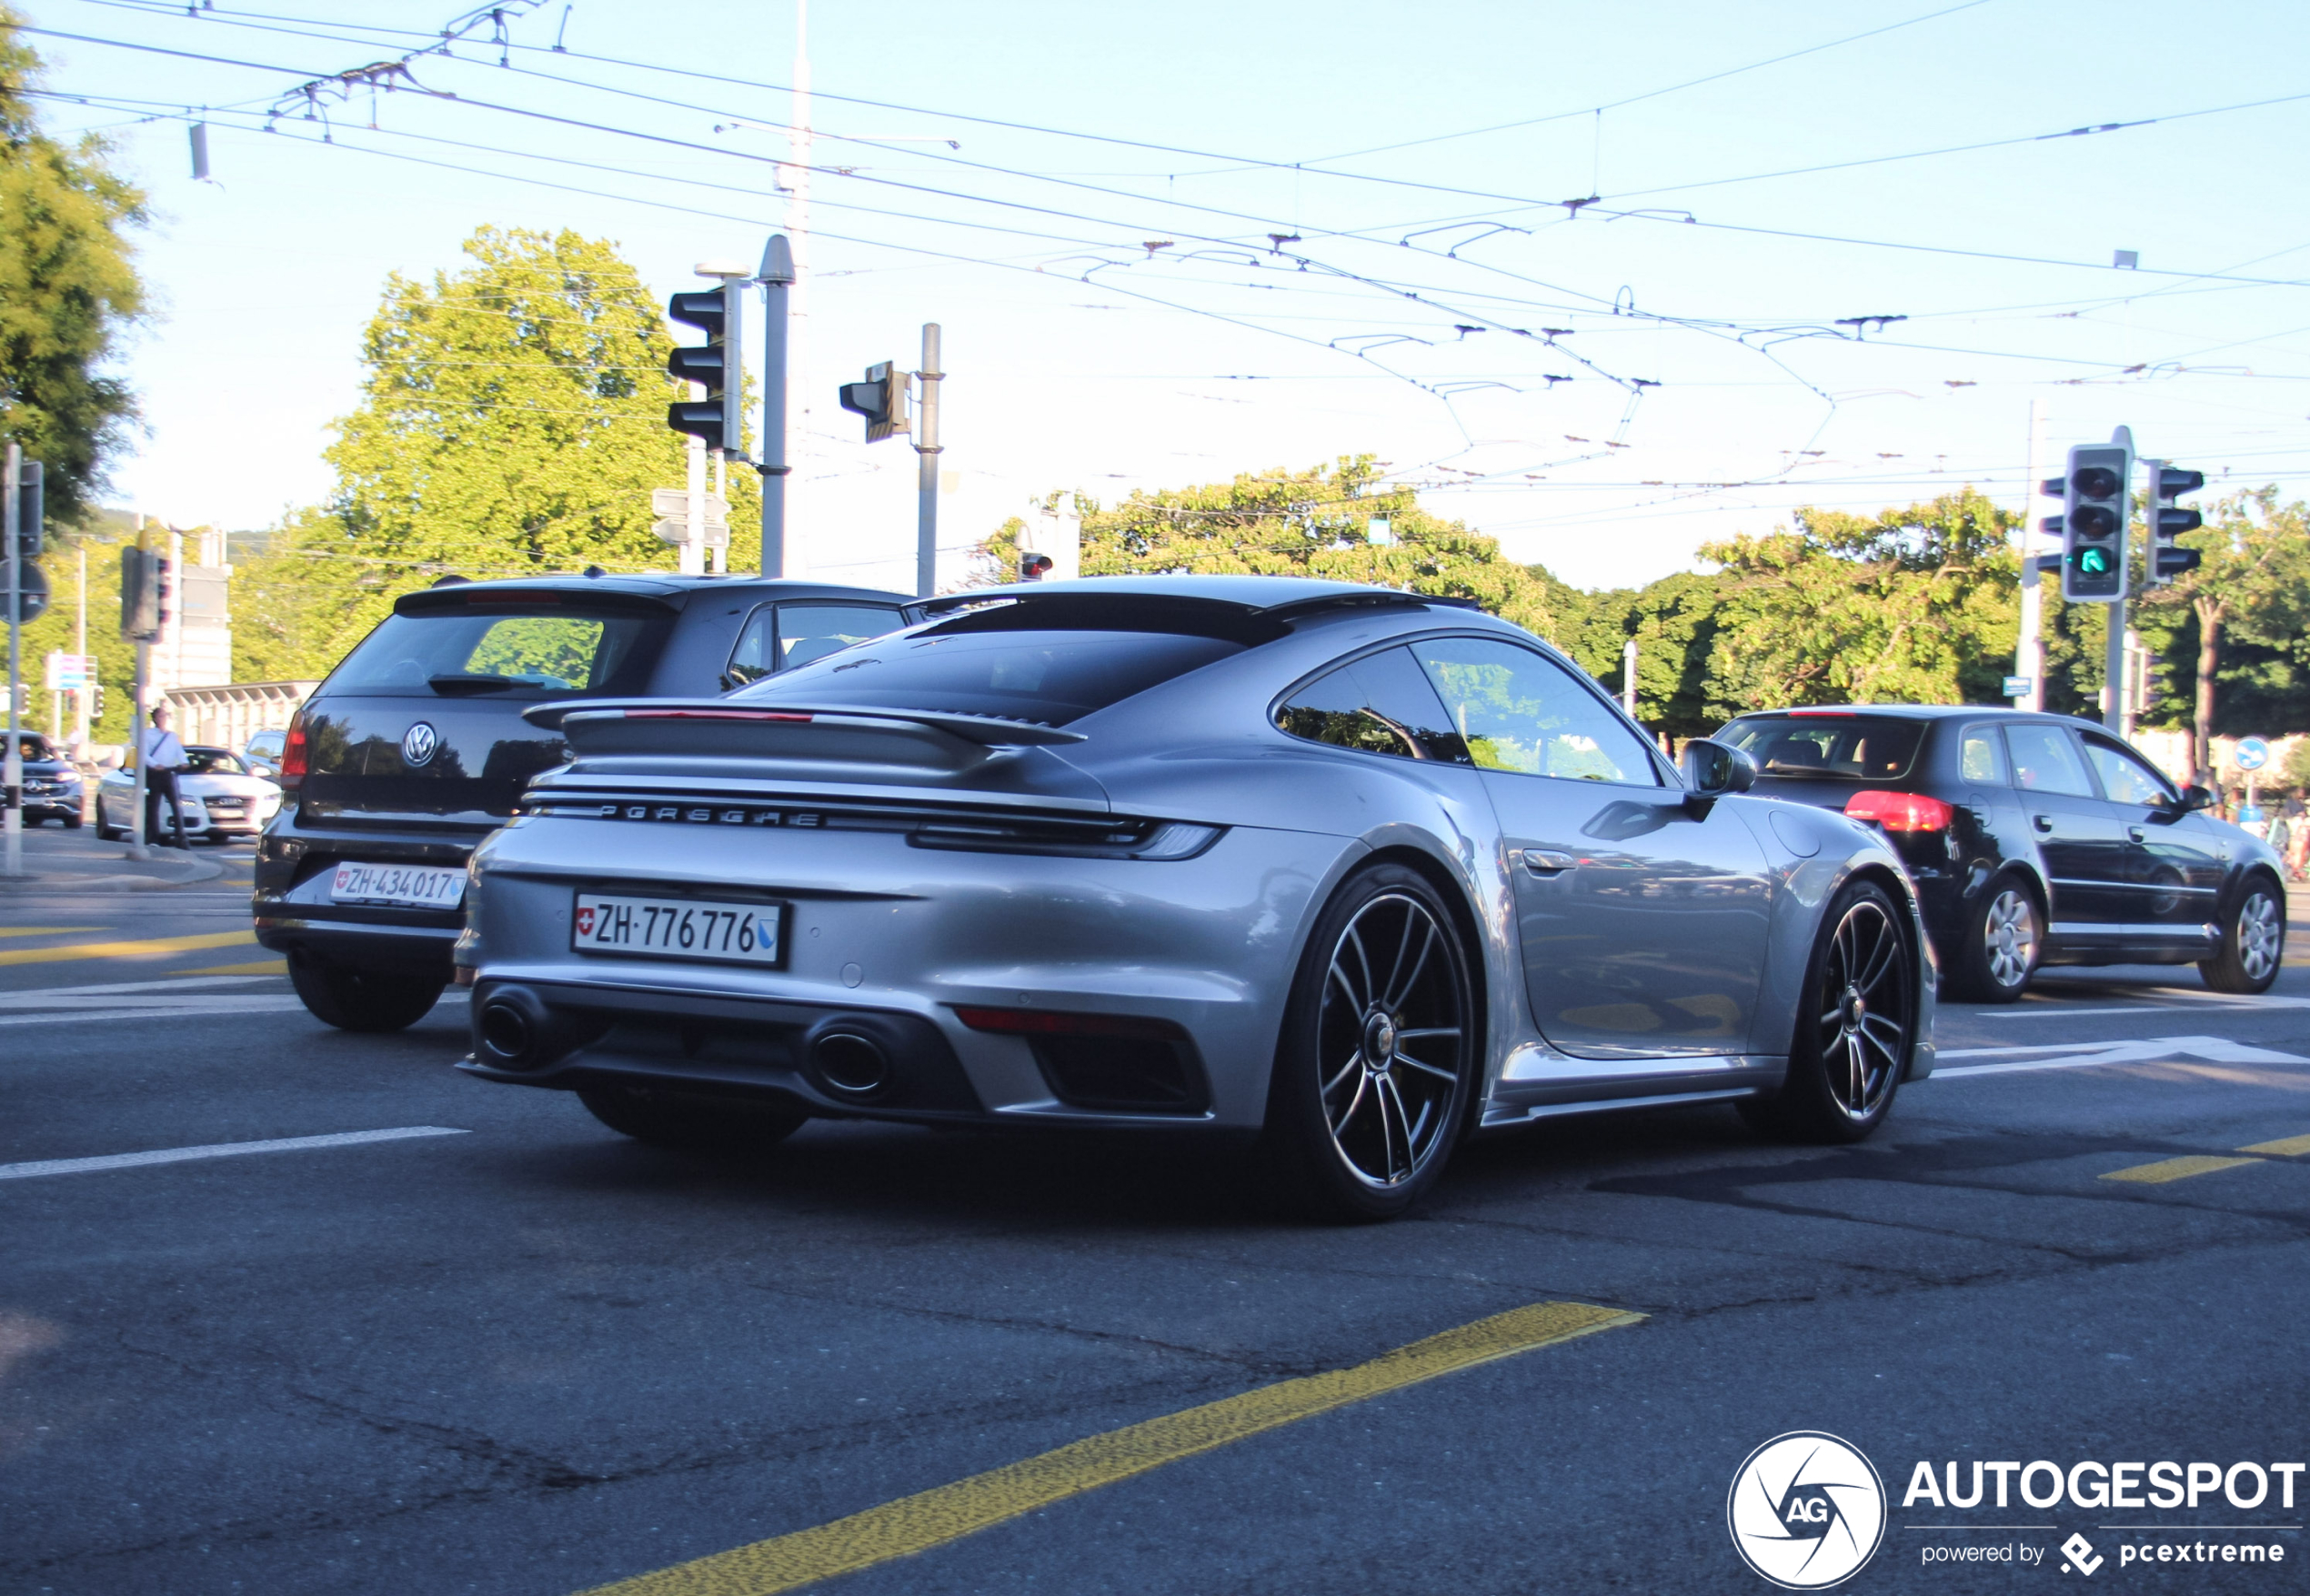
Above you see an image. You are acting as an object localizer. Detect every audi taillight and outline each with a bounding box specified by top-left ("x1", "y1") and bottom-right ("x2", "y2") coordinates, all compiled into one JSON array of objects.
[
  {"x1": 278, "y1": 713, "x2": 308, "y2": 783},
  {"x1": 1843, "y1": 788, "x2": 1952, "y2": 832}
]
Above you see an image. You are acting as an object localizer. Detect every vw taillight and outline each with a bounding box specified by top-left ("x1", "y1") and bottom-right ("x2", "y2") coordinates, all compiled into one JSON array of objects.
[
  {"x1": 1843, "y1": 788, "x2": 1952, "y2": 832},
  {"x1": 278, "y1": 713, "x2": 308, "y2": 783}
]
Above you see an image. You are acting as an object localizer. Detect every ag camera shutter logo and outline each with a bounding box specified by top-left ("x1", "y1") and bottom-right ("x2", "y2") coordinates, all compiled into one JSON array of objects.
[{"x1": 1728, "y1": 1431, "x2": 1887, "y2": 1589}]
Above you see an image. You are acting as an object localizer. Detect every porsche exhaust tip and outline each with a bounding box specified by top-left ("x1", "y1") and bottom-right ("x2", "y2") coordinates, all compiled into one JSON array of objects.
[{"x1": 809, "y1": 1029, "x2": 891, "y2": 1098}]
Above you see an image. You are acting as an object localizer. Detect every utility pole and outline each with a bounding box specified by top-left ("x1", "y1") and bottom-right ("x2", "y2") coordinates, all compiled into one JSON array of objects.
[
  {"x1": 2104, "y1": 428, "x2": 2135, "y2": 737},
  {"x1": 682, "y1": 432, "x2": 708, "y2": 577},
  {"x1": 785, "y1": 0, "x2": 813, "y2": 577},
  {"x1": 2012, "y1": 399, "x2": 2046, "y2": 711},
  {"x1": 756, "y1": 234, "x2": 794, "y2": 577},
  {"x1": 128, "y1": 515, "x2": 152, "y2": 861},
  {"x1": 4, "y1": 441, "x2": 20, "y2": 878},
  {"x1": 1622, "y1": 637, "x2": 1638, "y2": 718},
  {"x1": 914, "y1": 322, "x2": 943, "y2": 597},
  {"x1": 75, "y1": 542, "x2": 88, "y2": 748}
]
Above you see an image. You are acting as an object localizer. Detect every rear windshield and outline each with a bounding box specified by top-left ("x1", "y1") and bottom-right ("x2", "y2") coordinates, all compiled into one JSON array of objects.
[
  {"x1": 733, "y1": 627, "x2": 1243, "y2": 726},
  {"x1": 324, "y1": 607, "x2": 668, "y2": 698},
  {"x1": 1720, "y1": 715, "x2": 1926, "y2": 781}
]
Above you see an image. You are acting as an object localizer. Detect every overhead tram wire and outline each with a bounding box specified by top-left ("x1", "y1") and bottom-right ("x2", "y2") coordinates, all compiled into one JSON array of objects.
[
  {"x1": 1299, "y1": 0, "x2": 2000, "y2": 164},
  {"x1": 38, "y1": 18, "x2": 2310, "y2": 305}
]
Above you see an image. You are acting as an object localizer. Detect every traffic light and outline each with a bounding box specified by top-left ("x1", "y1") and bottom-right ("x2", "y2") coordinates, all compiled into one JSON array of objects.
[
  {"x1": 2146, "y1": 465, "x2": 2205, "y2": 585},
  {"x1": 838, "y1": 361, "x2": 910, "y2": 443},
  {"x1": 12, "y1": 459, "x2": 40, "y2": 560},
  {"x1": 121, "y1": 547, "x2": 162, "y2": 639},
  {"x1": 665, "y1": 281, "x2": 745, "y2": 454},
  {"x1": 91, "y1": 683, "x2": 105, "y2": 721},
  {"x1": 1019, "y1": 551, "x2": 1053, "y2": 581},
  {"x1": 2058, "y1": 441, "x2": 2131, "y2": 602}
]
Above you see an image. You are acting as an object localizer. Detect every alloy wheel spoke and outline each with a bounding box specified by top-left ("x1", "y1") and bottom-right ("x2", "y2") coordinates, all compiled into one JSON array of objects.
[
  {"x1": 1328, "y1": 1070, "x2": 1368, "y2": 1137},
  {"x1": 1383, "y1": 920, "x2": 1438, "y2": 1012},
  {"x1": 1373, "y1": 1074, "x2": 1402, "y2": 1180},
  {"x1": 1391, "y1": 1051, "x2": 1456, "y2": 1084},
  {"x1": 1323, "y1": 1049, "x2": 1365, "y2": 1097},
  {"x1": 1385, "y1": 1074, "x2": 1426, "y2": 1160}
]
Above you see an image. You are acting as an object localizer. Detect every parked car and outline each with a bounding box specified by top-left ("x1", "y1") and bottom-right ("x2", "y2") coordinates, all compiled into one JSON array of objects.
[
  {"x1": 14, "y1": 733, "x2": 83, "y2": 828},
  {"x1": 253, "y1": 574, "x2": 920, "y2": 1034},
  {"x1": 242, "y1": 728, "x2": 288, "y2": 777},
  {"x1": 96, "y1": 746, "x2": 283, "y2": 842},
  {"x1": 456, "y1": 576, "x2": 1937, "y2": 1221},
  {"x1": 1716, "y1": 706, "x2": 2288, "y2": 1001}
]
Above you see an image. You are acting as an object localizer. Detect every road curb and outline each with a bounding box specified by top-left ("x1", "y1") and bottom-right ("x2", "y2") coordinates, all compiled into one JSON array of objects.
[{"x1": 0, "y1": 853, "x2": 228, "y2": 893}]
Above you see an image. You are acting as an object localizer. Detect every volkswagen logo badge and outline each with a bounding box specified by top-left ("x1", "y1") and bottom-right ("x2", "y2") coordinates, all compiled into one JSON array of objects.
[{"x1": 402, "y1": 721, "x2": 441, "y2": 768}]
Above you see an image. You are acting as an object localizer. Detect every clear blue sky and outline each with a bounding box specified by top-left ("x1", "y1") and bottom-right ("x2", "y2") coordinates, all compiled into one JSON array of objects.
[{"x1": 21, "y1": 0, "x2": 2310, "y2": 591}]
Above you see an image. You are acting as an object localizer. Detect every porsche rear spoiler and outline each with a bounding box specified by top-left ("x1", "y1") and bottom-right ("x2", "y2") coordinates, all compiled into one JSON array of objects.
[{"x1": 524, "y1": 700, "x2": 1085, "y2": 776}]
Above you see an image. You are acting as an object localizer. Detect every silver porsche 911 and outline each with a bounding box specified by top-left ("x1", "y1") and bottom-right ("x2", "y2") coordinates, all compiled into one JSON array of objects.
[{"x1": 457, "y1": 576, "x2": 1934, "y2": 1220}]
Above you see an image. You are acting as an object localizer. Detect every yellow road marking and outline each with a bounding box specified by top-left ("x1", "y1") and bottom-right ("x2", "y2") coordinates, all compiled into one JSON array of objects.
[
  {"x1": 2102, "y1": 1155, "x2": 2263, "y2": 1184},
  {"x1": 0, "y1": 929, "x2": 256, "y2": 968},
  {"x1": 178, "y1": 959, "x2": 289, "y2": 977},
  {"x1": 581, "y1": 1300, "x2": 1642, "y2": 1596},
  {"x1": 2238, "y1": 1134, "x2": 2310, "y2": 1158},
  {"x1": 0, "y1": 927, "x2": 105, "y2": 939}
]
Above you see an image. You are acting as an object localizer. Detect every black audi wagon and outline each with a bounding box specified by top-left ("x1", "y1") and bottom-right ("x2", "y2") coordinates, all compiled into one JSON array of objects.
[
  {"x1": 1717, "y1": 706, "x2": 2287, "y2": 1001},
  {"x1": 254, "y1": 574, "x2": 919, "y2": 1031}
]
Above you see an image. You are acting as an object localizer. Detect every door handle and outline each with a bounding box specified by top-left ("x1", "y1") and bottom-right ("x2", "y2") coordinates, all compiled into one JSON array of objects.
[
  {"x1": 1520, "y1": 848, "x2": 1576, "y2": 874},
  {"x1": 2033, "y1": 814, "x2": 2054, "y2": 833},
  {"x1": 2128, "y1": 825, "x2": 2146, "y2": 842}
]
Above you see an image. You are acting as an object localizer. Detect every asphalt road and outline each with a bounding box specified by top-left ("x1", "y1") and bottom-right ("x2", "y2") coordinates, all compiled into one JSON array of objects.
[{"x1": 5, "y1": 827, "x2": 2309, "y2": 1595}]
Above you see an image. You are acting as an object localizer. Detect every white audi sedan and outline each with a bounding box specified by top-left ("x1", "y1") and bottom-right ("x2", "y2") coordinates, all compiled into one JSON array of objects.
[{"x1": 96, "y1": 746, "x2": 285, "y2": 843}]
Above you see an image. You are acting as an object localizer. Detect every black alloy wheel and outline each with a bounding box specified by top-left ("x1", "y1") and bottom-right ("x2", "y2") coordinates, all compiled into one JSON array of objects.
[
  {"x1": 1948, "y1": 877, "x2": 2040, "y2": 1003},
  {"x1": 1742, "y1": 878, "x2": 1914, "y2": 1144},
  {"x1": 1264, "y1": 863, "x2": 1475, "y2": 1222},
  {"x1": 2202, "y1": 877, "x2": 2285, "y2": 995},
  {"x1": 287, "y1": 951, "x2": 447, "y2": 1034}
]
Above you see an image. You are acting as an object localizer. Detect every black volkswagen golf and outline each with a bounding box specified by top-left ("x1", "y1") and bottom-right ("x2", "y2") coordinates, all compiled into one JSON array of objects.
[
  {"x1": 255, "y1": 574, "x2": 918, "y2": 1031},
  {"x1": 1718, "y1": 706, "x2": 2288, "y2": 1002}
]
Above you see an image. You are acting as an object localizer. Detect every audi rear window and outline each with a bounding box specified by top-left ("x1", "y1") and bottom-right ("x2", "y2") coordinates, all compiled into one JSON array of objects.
[
  {"x1": 325, "y1": 607, "x2": 669, "y2": 698},
  {"x1": 734, "y1": 627, "x2": 1244, "y2": 726},
  {"x1": 1720, "y1": 715, "x2": 1925, "y2": 780}
]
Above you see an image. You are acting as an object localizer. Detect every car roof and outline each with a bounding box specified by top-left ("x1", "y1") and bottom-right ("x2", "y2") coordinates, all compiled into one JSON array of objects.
[
  {"x1": 919, "y1": 573, "x2": 1478, "y2": 618},
  {"x1": 393, "y1": 573, "x2": 913, "y2": 615},
  {"x1": 1728, "y1": 704, "x2": 2105, "y2": 728}
]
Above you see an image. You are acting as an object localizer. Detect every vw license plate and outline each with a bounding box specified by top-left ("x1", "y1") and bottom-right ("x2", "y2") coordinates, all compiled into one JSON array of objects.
[
  {"x1": 331, "y1": 862, "x2": 466, "y2": 908},
  {"x1": 573, "y1": 893, "x2": 783, "y2": 966}
]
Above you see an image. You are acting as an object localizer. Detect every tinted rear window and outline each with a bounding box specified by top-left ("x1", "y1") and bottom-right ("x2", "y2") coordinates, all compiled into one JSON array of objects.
[
  {"x1": 735, "y1": 627, "x2": 1243, "y2": 726},
  {"x1": 325, "y1": 607, "x2": 668, "y2": 698},
  {"x1": 1721, "y1": 715, "x2": 1925, "y2": 780}
]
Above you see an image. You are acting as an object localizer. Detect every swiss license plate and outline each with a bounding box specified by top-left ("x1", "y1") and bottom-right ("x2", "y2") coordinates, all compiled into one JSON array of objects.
[
  {"x1": 331, "y1": 862, "x2": 466, "y2": 908},
  {"x1": 572, "y1": 893, "x2": 783, "y2": 966}
]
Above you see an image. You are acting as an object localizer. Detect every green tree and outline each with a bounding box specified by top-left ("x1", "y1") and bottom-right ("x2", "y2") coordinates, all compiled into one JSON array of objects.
[
  {"x1": 0, "y1": 12, "x2": 146, "y2": 525},
  {"x1": 1695, "y1": 489, "x2": 2021, "y2": 715},
  {"x1": 1062, "y1": 457, "x2": 1582, "y2": 644},
  {"x1": 2136, "y1": 488, "x2": 2310, "y2": 774},
  {"x1": 235, "y1": 226, "x2": 754, "y2": 678}
]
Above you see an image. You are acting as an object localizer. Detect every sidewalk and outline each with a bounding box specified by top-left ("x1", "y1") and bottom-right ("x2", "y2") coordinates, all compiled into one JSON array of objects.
[{"x1": 0, "y1": 824, "x2": 226, "y2": 893}]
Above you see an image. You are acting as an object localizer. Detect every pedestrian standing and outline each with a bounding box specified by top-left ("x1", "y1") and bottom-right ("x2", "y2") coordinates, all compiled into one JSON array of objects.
[
  {"x1": 2286, "y1": 793, "x2": 2309, "y2": 882},
  {"x1": 140, "y1": 703, "x2": 190, "y2": 849}
]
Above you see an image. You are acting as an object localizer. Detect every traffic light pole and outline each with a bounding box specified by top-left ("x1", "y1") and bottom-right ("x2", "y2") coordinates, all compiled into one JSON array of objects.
[
  {"x1": 757, "y1": 235, "x2": 794, "y2": 578},
  {"x1": 914, "y1": 323, "x2": 943, "y2": 598},
  {"x1": 4, "y1": 441, "x2": 20, "y2": 878}
]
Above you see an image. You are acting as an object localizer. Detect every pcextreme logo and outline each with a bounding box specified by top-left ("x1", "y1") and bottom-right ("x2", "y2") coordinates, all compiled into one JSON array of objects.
[{"x1": 1729, "y1": 1431, "x2": 1889, "y2": 1589}]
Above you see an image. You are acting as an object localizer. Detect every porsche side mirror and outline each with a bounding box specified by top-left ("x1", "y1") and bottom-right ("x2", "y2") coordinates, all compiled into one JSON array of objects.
[
  {"x1": 2177, "y1": 783, "x2": 2215, "y2": 812},
  {"x1": 1681, "y1": 738, "x2": 1756, "y2": 813}
]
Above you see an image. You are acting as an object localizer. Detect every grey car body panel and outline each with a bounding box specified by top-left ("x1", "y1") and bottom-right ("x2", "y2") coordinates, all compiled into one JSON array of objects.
[{"x1": 463, "y1": 579, "x2": 1935, "y2": 1135}]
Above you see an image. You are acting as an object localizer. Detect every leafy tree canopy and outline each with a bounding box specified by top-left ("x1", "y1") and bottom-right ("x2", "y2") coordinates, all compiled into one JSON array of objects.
[
  {"x1": 235, "y1": 226, "x2": 757, "y2": 678},
  {"x1": 1040, "y1": 456, "x2": 1582, "y2": 643},
  {"x1": 0, "y1": 10, "x2": 146, "y2": 526}
]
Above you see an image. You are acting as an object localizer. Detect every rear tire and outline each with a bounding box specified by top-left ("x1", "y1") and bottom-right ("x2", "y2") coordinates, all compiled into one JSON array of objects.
[
  {"x1": 1261, "y1": 863, "x2": 1477, "y2": 1223},
  {"x1": 578, "y1": 1086, "x2": 808, "y2": 1155},
  {"x1": 2201, "y1": 878, "x2": 2285, "y2": 995},
  {"x1": 1945, "y1": 877, "x2": 2040, "y2": 1003},
  {"x1": 1742, "y1": 878, "x2": 1916, "y2": 1145},
  {"x1": 288, "y1": 951, "x2": 446, "y2": 1033}
]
